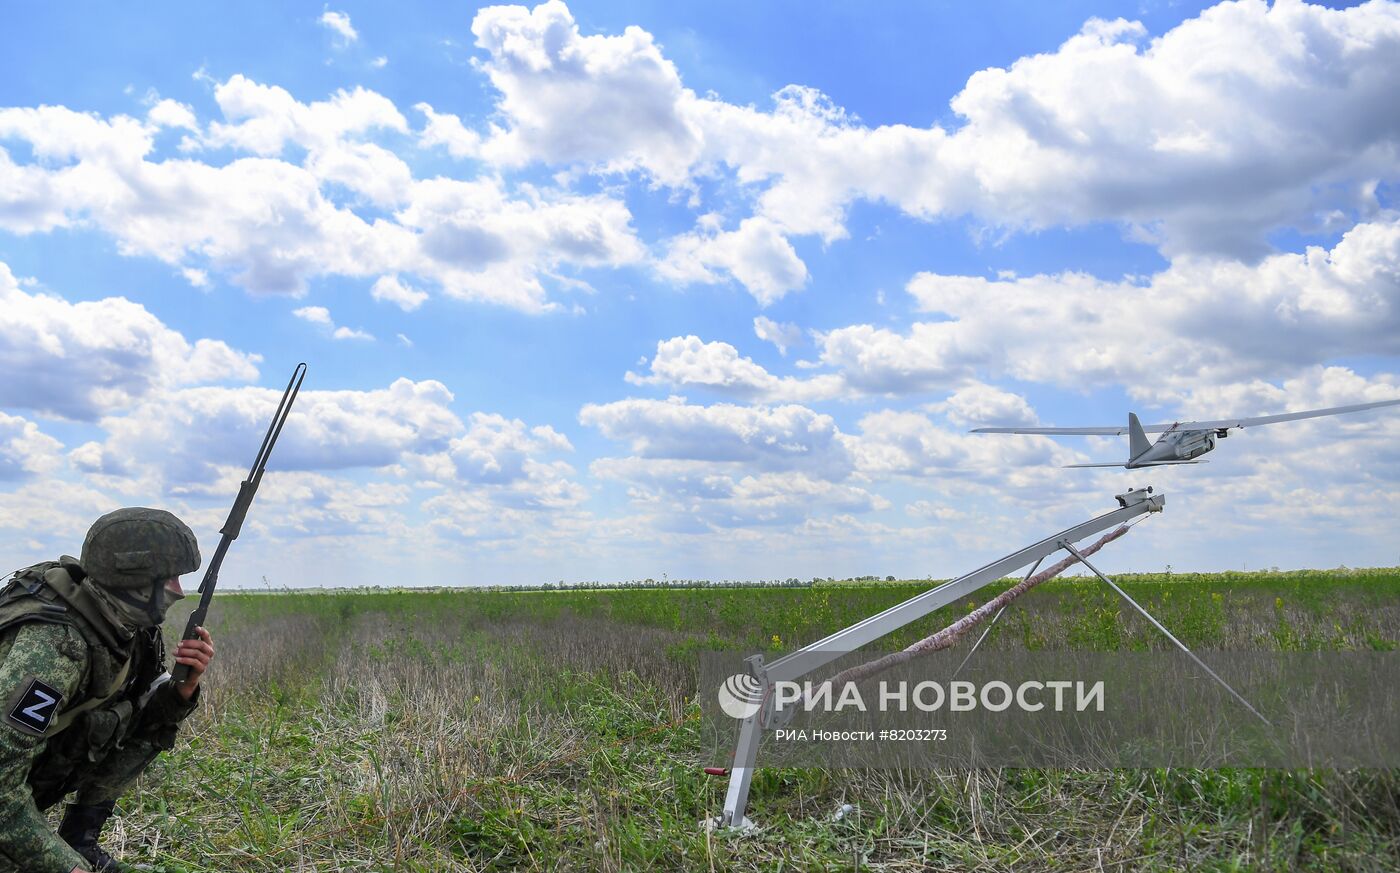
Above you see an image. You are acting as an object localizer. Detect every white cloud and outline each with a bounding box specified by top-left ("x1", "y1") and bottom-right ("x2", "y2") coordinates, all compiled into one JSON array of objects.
[
  {"x1": 415, "y1": 103, "x2": 482, "y2": 159},
  {"x1": 372, "y1": 56, "x2": 389, "y2": 69},
  {"x1": 470, "y1": 0, "x2": 703, "y2": 181},
  {"x1": 590, "y1": 459, "x2": 886, "y2": 532},
  {"x1": 579, "y1": 395, "x2": 855, "y2": 479},
  {"x1": 625, "y1": 335, "x2": 843, "y2": 402},
  {"x1": 146, "y1": 99, "x2": 198, "y2": 131},
  {"x1": 0, "y1": 413, "x2": 63, "y2": 480},
  {"x1": 292, "y1": 305, "x2": 333, "y2": 325},
  {"x1": 448, "y1": 414, "x2": 570, "y2": 481},
  {"x1": 293, "y1": 304, "x2": 373, "y2": 340},
  {"x1": 370, "y1": 275, "x2": 429, "y2": 310},
  {"x1": 932, "y1": 383, "x2": 1039, "y2": 428},
  {"x1": 0, "y1": 78, "x2": 644, "y2": 311},
  {"x1": 181, "y1": 267, "x2": 210, "y2": 288},
  {"x1": 754, "y1": 315, "x2": 802, "y2": 356},
  {"x1": 319, "y1": 10, "x2": 359, "y2": 45},
  {"x1": 814, "y1": 322, "x2": 981, "y2": 395},
  {"x1": 467, "y1": 0, "x2": 1400, "y2": 263},
  {"x1": 658, "y1": 216, "x2": 808, "y2": 306},
  {"x1": 850, "y1": 410, "x2": 1078, "y2": 480},
  {"x1": 0, "y1": 480, "x2": 122, "y2": 545},
  {"x1": 882, "y1": 215, "x2": 1400, "y2": 403},
  {"x1": 0, "y1": 262, "x2": 260, "y2": 419},
  {"x1": 396, "y1": 176, "x2": 645, "y2": 311},
  {"x1": 428, "y1": 413, "x2": 584, "y2": 510},
  {"x1": 97, "y1": 378, "x2": 463, "y2": 485},
  {"x1": 906, "y1": 500, "x2": 964, "y2": 522},
  {"x1": 203, "y1": 75, "x2": 405, "y2": 156}
]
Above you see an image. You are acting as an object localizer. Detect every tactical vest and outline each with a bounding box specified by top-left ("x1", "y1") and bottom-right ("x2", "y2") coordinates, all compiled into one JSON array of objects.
[{"x1": 0, "y1": 559, "x2": 166, "y2": 808}]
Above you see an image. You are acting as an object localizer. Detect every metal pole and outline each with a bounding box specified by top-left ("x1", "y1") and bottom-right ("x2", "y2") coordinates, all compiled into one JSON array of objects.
[
  {"x1": 1058, "y1": 541, "x2": 1272, "y2": 727},
  {"x1": 718, "y1": 654, "x2": 766, "y2": 829},
  {"x1": 766, "y1": 489, "x2": 1164, "y2": 684}
]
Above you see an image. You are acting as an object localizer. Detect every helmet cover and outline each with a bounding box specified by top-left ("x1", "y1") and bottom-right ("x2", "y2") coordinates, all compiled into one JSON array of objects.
[{"x1": 80, "y1": 508, "x2": 202, "y2": 590}]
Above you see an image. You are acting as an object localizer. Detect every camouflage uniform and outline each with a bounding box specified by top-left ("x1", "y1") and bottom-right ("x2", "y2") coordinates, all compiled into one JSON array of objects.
[{"x1": 0, "y1": 510, "x2": 202, "y2": 873}]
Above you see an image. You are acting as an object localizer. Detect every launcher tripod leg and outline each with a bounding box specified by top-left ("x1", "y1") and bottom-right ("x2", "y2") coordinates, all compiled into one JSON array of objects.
[
  {"x1": 718, "y1": 655, "x2": 766, "y2": 829},
  {"x1": 1058, "y1": 541, "x2": 1272, "y2": 727}
]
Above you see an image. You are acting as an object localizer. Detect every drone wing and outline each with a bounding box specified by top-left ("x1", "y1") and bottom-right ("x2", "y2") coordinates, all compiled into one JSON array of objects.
[
  {"x1": 972, "y1": 398, "x2": 1400, "y2": 435},
  {"x1": 1170, "y1": 398, "x2": 1400, "y2": 431},
  {"x1": 971, "y1": 425, "x2": 1128, "y2": 435}
]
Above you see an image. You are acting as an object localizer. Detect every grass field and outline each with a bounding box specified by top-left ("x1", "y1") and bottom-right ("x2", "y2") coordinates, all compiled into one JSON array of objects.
[{"x1": 96, "y1": 568, "x2": 1400, "y2": 871}]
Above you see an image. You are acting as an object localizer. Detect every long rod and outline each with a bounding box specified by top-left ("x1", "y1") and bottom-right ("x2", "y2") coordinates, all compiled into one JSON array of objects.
[
  {"x1": 1059, "y1": 541, "x2": 1272, "y2": 727},
  {"x1": 950, "y1": 556, "x2": 1041, "y2": 680},
  {"x1": 174, "y1": 364, "x2": 306, "y2": 682},
  {"x1": 766, "y1": 491, "x2": 1163, "y2": 684}
]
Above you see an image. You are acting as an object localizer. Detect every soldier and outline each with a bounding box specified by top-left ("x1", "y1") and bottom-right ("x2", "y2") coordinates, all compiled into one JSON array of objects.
[{"x1": 0, "y1": 508, "x2": 216, "y2": 873}]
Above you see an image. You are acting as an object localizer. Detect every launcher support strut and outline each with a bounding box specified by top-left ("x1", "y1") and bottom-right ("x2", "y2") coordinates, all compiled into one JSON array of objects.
[{"x1": 1058, "y1": 541, "x2": 1271, "y2": 727}]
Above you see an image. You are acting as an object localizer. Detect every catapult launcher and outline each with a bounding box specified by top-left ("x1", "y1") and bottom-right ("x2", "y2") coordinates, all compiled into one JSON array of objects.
[{"x1": 711, "y1": 486, "x2": 1268, "y2": 830}]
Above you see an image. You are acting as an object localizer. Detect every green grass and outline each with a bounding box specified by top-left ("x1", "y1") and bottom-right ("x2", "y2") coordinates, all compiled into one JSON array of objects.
[{"x1": 92, "y1": 567, "x2": 1400, "y2": 871}]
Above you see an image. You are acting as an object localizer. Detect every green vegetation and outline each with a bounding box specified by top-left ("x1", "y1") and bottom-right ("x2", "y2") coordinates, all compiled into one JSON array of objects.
[{"x1": 97, "y1": 568, "x2": 1400, "y2": 871}]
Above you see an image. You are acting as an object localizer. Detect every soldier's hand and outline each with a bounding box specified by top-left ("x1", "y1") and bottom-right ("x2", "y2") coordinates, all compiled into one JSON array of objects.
[{"x1": 174, "y1": 626, "x2": 214, "y2": 701}]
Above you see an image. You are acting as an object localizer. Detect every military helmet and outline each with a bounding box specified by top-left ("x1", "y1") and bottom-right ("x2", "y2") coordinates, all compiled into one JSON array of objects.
[{"x1": 80, "y1": 508, "x2": 201, "y2": 590}]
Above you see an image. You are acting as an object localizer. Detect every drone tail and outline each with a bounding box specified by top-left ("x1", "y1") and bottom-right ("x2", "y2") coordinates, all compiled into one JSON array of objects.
[{"x1": 1128, "y1": 412, "x2": 1151, "y2": 460}]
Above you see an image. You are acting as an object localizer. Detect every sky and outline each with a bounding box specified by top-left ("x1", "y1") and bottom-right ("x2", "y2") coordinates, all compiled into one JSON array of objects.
[{"x1": 1, "y1": 0, "x2": 1398, "y2": 588}]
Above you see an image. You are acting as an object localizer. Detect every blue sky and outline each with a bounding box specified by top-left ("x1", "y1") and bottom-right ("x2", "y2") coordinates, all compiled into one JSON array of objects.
[{"x1": 1, "y1": 0, "x2": 1398, "y2": 587}]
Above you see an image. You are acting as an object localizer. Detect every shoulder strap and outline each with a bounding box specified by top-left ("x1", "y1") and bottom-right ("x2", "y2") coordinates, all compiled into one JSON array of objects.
[
  {"x1": 39, "y1": 566, "x2": 131, "y2": 653},
  {"x1": 50, "y1": 656, "x2": 132, "y2": 735}
]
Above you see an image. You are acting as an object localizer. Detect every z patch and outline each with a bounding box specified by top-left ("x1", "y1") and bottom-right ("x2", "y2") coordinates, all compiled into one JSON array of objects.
[{"x1": 5, "y1": 676, "x2": 65, "y2": 737}]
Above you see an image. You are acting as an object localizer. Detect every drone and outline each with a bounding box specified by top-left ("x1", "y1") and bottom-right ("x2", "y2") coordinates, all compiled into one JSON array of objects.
[{"x1": 971, "y1": 398, "x2": 1400, "y2": 468}]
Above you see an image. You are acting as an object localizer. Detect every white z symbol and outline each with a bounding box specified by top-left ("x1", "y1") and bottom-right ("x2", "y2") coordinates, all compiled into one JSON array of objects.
[{"x1": 22, "y1": 689, "x2": 56, "y2": 722}]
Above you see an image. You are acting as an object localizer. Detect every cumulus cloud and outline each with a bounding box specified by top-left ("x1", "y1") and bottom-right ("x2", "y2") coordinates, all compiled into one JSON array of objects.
[
  {"x1": 0, "y1": 413, "x2": 63, "y2": 480},
  {"x1": 468, "y1": 0, "x2": 1400, "y2": 266},
  {"x1": 931, "y1": 383, "x2": 1039, "y2": 429},
  {"x1": 579, "y1": 395, "x2": 855, "y2": 478},
  {"x1": 396, "y1": 176, "x2": 645, "y2": 311},
  {"x1": 657, "y1": 216, "x2": 808, "y2": 305},
  {"x1": 625, "y1": 336, "x2": 844, "y2": 402},
  {"x1": 591, "y1": 459, "x2": 885, "y2": 532},
  {"x1": 865, "y1": 215, "x2": 1400, "y2": 404},
  {"x1": 10, "y1": 2, "x2": 1391, "y2": 311},
  {"x1": 293, "y1": 304, "x2": 374, "y2": 340},
  {"x1": 415, "y1": 103, "x2": 482, "y2": 159},
  {"x1": 146, "y1": 99, "x2": 198, "y2": 131},
  {"x1": 0, "y1": 480, "x2": 123, "y2": 545},
  {"x1": 812, "y1": 322, "x2": 982, "y2": 395},
  {"x1": 292, "y1": 305, "x2": 332, "y2": 325},
  {"x1": 470, "y1": 0, "x2": 702, "y2": 180},
  {"x1": 319, "y1": 10, "x2": 359, "y2": 45},
  {"x1": 370, "y1": 275, "x2": 429, "y2": 310},
  {"x1": 754, "y1": 315, "x2": 802, "y2": 356},
  {"x1": 96, "y1": 378, "x2": 462, "y2": 485},
  {"x1": 850, "y1": 410, "x2": 1081, "y2": 482},
  {"x1": 0, "y1": 78, "x2": 644, "y2": 311},
  {"x1": 0, "y1": 262, "x2": 260, "y2": 419}
]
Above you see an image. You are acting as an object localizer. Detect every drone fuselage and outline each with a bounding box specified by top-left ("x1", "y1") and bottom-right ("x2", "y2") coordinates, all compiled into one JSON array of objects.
[{"x1": 1125, "y1": 427, "x2": 1222, "y2": 467}]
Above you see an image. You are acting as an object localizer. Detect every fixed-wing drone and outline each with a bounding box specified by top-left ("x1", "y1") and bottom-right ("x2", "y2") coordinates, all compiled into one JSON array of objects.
[{"x1": 971, "y1": 398, "x2": 1400, "y2": 468}]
